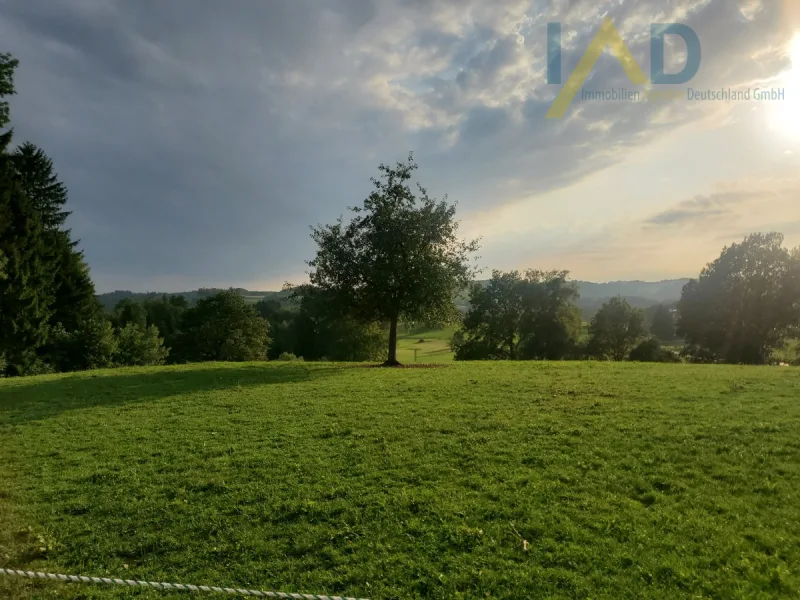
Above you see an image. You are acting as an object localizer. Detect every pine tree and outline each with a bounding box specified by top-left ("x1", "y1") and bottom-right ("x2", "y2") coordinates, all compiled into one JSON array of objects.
[
  {"x1": 0, "y1": 53, "x2": 17, "y2": 152},
  {"x1": 0, "y1": 54, "x2": 58, "y2": 374},
  {"x1": 0, "y1": 154, "x2": 57, "y2": 374},
  {"x1": 13, "y1": 142, "x2": 71, "y2": 230}
]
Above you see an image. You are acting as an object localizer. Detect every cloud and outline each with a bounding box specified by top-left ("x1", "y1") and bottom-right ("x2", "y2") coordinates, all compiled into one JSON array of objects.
[
  {"x1": 0, "y1": 0, "x2": 796, "y2": 290},
  {"x1": 646, "y1": 192, "x2": 750, "y2": 226}
]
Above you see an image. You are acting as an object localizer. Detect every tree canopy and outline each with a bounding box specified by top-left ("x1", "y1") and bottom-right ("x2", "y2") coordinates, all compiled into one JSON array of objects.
[
  {"x1": 453, "y1": 270, "x2": 582, "y2": 361},
  {"x1": 677, "y1": 232, "x2": 800, "y2": 364},
  {"x1": 587, "y1": 297, "x2": 647, "y2": 361}
]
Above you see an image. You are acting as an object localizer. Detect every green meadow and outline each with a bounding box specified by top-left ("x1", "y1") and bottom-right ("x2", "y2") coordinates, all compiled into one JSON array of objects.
[{"x1": 2, "y1": 362, "x2": 799, "y2": 599}]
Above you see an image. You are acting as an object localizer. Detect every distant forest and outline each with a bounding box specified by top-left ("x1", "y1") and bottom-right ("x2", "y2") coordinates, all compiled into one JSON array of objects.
[{"x1": 97, "y1": 279, "x2": 690, "y2": 319}]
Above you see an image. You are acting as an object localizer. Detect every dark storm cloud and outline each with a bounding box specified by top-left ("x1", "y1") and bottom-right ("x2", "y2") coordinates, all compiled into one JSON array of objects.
[{"x1": 0, "y1": 0, "x2": 788, "y2": 290}]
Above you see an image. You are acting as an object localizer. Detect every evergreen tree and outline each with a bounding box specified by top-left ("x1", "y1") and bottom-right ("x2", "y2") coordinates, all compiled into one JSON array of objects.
[
  {"x1": 0, "y1": 53, "x2": 17, "y2": 152},
  {"x1": 12, "y1": 143, "x2": 70, "y2": 230},
  {"x1": 0, "y1": 159, "x2": 57, "y2": 374}
]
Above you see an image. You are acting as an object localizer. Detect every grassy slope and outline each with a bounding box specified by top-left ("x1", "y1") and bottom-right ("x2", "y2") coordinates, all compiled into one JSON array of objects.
[
  {"x1": 396, "y1": 327, "x2": 456, "y2": 364},
  {"x1": 1, "y1": 362, "x2": 799, "y2": 599}
]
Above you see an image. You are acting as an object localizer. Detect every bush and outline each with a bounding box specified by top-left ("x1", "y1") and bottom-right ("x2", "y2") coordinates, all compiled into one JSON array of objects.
[
  {"x1": 278, "y1": 352, "x2": 304, "y2": 362},
  {"x1": 630, "y1": 338, "x2": 681, "y2": 363}
]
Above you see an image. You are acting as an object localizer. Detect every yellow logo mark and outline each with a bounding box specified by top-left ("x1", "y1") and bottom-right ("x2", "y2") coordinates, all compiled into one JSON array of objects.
[{"x1": 546, "y1": 18, "x2": 648, "y2": 119}]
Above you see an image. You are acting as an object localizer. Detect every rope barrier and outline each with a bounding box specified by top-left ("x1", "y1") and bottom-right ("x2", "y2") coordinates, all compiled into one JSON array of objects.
[{"x1": 0, "y1": 568, "x2": 369, "y2": 599}]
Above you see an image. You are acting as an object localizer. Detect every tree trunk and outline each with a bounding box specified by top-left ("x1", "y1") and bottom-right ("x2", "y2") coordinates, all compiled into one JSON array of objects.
[{"x1": 384, "y1": 314, "x2": 400, "y2": 366}]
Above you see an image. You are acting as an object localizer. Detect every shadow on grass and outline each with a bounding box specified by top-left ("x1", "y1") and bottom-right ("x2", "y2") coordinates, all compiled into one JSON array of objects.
[{"x1": 0, "y1": 363, "x2": 344, "y2": 425}]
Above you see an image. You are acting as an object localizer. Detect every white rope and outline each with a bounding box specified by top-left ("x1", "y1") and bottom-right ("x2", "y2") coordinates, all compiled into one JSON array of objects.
[{"x1": 0, "y1": 568, "x2": 368, "y2": 599}]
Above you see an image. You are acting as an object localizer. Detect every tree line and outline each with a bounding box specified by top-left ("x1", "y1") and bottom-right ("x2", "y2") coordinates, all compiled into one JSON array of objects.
[{"x1": 1, "y1": 52, "x2": 799, "y2": 375}]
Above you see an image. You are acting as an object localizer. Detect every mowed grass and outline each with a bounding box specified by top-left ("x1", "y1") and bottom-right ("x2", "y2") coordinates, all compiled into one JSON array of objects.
[
  {"x1": 1, "y1": 363, "x2": 799, "y2": 599},
  {"x1": 396, "y1": 327, "x2": 455, "y2": 364}
]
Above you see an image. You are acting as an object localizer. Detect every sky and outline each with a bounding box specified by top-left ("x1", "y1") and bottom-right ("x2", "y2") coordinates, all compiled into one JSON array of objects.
[{"x1": 1, "y1": 0, "x2": 799, "y2": 293}]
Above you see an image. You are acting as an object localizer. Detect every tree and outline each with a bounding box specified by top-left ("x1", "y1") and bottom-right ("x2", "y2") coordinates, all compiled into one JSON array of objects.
[
  {"x1": 677, "y1": 233, "x2": 800, "y2": 364},
  {"x1": 111, "y1": 298, "x2": 148, "y2": 330},
  {"x1": 256, "y1": 298, "x2": 299, "y2": 360},
  {"x1": 307, "y1": 153, "x2": 479, "y2": 365},
  {"x1": 518, "y1": 270, "x2": 582, "y2": 360},
  {"x1": 649, "y1": 304, "x2": 677, "y2": 342},
  {"x1": 0, "y1": 154, "x2": 57, "y2": 375},
  {"x1": 587, "y1": 297, "x2": 647, "y2": 361},
  {"x1": 0, "y1": 53, "x2": 18, "y2": 152},
  {"x1": 12, "y1": 143, "x2": 70, "y2": 230},
  {"x1": 174, "y1": 289, "x2": 270, "y2": 362},
  {"x1": 456, "y1": 271, "x2": 527, "y2": 360},
  {"x1": 114, "y1": 323, "x2": 169, "y2": 366},
  {"x1": 48, "y1": 317, "x2": 117, "y2": 372},
  {"x1": 142, "y1": 294, "x2": 187, "y2": 352},
  {"x1": 289, "y1": 286, "x2": 387, "y2": 362},
  {"x1": 48, "y1": 234, "x2": 100, "y2": 332},
  {"x1": 453, "y1": 270, "x2": 582, "y2": 361}
]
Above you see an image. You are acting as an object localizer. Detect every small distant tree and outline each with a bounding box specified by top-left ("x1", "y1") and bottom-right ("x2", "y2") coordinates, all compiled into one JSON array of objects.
[
  {"x1": 649, "y1": 304, "x2": 676, "y2": 342},
  {"x1": 114, "y1": 323, "x2": 169, "y2": 366},
  {"x1": 588, "y1": 297, "x2": 647, "y2": 361},
  {"x1": 174, "y1": 289, "x2": 270, "y2": 362},
  {"x1": 307, "y1": 153, "x2": 479, "y2": 365},
  {"x1": 677, "y1": 233, "x2": 800, "y2": 364}
]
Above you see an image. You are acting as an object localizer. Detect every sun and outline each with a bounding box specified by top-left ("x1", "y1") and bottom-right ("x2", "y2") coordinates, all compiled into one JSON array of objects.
[{"x1": 769, "y1": 34, "x2": 800, "y2": 139}]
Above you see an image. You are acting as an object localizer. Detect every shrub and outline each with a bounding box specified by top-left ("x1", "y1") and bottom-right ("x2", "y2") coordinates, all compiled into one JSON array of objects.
[
  {"x1": 630, "y1": 338, "x2": 681, "y2": 363},
  {"x1": 278, "y1": 352, "x2": 304, "y2": 362}
]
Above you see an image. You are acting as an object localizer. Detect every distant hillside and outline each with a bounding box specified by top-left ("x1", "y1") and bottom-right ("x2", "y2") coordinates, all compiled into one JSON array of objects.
[
  {"x1": 453, "y1": 278, "x2": 689, "y2": 318},
  {"x1": 96, "y1": 288, "x2": 292, "y2": 311},
  {"x1": 575, "y1": 279, "x2": 690, "y2": 301},
  {"x1": 98, "y1": 279, "x2": 689, "y2": 316}
]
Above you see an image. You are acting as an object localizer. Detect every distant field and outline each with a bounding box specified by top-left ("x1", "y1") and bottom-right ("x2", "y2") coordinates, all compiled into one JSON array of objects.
[
  {"x1": 396, "y1": 326, "x2": 456, "y2": 364},
  {"x1": 2, "y1": 362, "x2": 799, "y2": 599}
]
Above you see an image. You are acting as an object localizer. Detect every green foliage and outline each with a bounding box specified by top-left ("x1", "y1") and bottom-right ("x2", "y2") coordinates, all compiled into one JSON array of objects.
[
  {"x1": 12, "y1": 142, "x2": 71, "y2": 230},
  {"x1": 174, "y1": 289, "x2": 270, "y2": 362},
  {"x1": 113, "y1": 323, "x2": 169, "y2": 367},
  {"x1": 629, "y1": 338, "x2": 681, "y2": 363},
  {"x1": 110, "y1": 298, "x2": 148, "y2": 330},
  {"x1": 308, "y1": 153, "x2": 479, "y2": 364},
  {"x1": 677, "y1": 233, "x2": 800, "y2": 364},
  {"x1": 454, "y1": 270, "x2": 581, "y2": 361},
  {"x1": 588, "y1": 297, "x2": 647, "y2": 361},
  {"x1": 0, "y1": 53, "x2": 18, "y2": 152},
  {"x1": 2, "y1": 362, "x2": 800, "y2": 599},
  {"x1": 141, "y1": 294, "x2": 187, "y2": 352},
  {"x1": 277, "y1": 352, "x2": 304, "y2": 362},
  {"x1": 649, "y1": 304, "x2": 677, "y2": 342},
  {"x1": 48, "y1": 317, "x2": 117, "y2": 372},
  {"x1": 288, "y1": 286, "x2": 388, "y2": 362},
  {"x1": 48, "y1": 232, "x2": 100, "y2": 332},
  {"x1": 0, "y1": 154, "x2": 57, "y2": 375}
]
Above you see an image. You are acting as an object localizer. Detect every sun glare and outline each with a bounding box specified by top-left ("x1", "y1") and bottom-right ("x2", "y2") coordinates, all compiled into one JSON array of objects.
[{"x1": 770, "y1": 34, "x2": 800, "y2": 140}]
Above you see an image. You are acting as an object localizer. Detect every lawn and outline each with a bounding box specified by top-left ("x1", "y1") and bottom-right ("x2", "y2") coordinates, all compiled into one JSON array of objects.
[
  {"x1": 396, "y1": 326, "x2": 456, "y2": 364},
  {"x1": 1, "y1": 362, "x2": 799, "y2": 599}
]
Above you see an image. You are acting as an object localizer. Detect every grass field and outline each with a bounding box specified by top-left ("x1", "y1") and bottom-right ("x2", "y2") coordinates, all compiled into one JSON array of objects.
[
  {"x1": 396, "y1": 327, "x2": 455, "y2": 364},
  {"x1": 1, "y1": 362, "x2": 799, "y2": 599}
]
